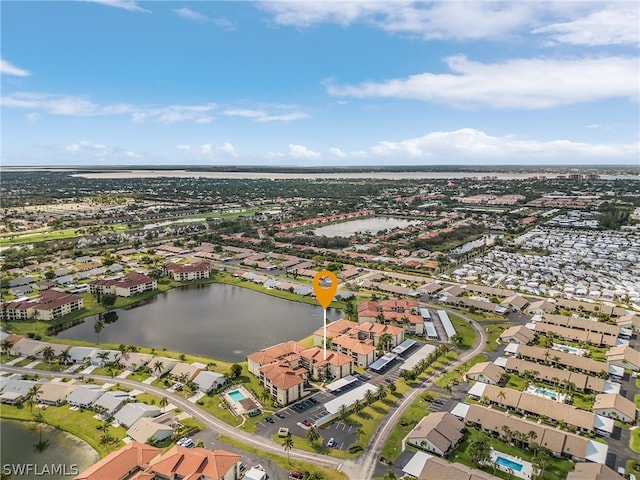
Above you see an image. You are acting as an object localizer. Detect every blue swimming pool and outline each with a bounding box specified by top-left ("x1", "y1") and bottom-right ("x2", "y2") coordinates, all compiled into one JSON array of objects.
[
  {"x1": 228, "y1": 390, "x2": 246, "y2": 403},
  {"x1": 534, "y1": 387, "x2": 557, "y2": 400},
  {"x1": 496, "y1": 456, "x2": 523, "y2": 472}
]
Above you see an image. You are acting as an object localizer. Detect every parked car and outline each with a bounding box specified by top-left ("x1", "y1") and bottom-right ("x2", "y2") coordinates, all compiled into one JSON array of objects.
[
  {"x1": 266, "y1": 416, "x2": 275, "y2": 424},
  {"x1": 182, "y1": 438, "x2": 195, "y2": 448},
  {"x1": 289, "y1": 471, "x2": 304, "y2": 479},
  {"x1": 239, "y1": 462, "x2": 247, "y2": 472},
  {"x1": 326, "y1": 437, "x2": 336, "y2": 448},
  {"x1": 176, "y1": 437, "x2": 188, "y2": 446},
  {"x1": 275, "y1": 412, "x2": 285, "y2": 419},
  {"x1": 309, "y1": 397, "x2": 317, "y2": 404},
  {"x1": 301, "y1": 419, "x2": 312, "y2": 427}
]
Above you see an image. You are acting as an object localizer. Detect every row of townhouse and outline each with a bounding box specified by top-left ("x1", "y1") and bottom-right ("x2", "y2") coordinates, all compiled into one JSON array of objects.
[
  {"x1": 2, "y1": 290, "x2": 84, "y2": 321},
  {"x1": 164, "y1": 261, "x2": 211, "y2": 281}
]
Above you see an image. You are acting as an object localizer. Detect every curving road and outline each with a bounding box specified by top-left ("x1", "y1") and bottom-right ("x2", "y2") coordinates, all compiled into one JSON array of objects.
[
  {"x1": 339, "y1": 305, "x2": 488, "y2": 480},
  {"x1": 1, "y1": 305, "x2": 486, "y2": 480}
]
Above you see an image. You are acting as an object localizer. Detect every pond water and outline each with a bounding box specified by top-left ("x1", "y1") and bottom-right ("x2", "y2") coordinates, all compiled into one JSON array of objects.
[
  {"x1": 55, "y1": 284, "x2": 343, "y2": 362},
  {"x1": 0, "y1": 419, "x2": 98, "y2": 479},
  {"x1": 312, "y1": 216, "x2": 421, "y2": 238}
]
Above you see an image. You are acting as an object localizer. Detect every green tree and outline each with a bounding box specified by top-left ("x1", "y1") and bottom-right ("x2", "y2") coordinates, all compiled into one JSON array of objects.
[
  {"x1": 1, "y1": 339, "x2": 14, "y2": 356},
  {"x1": 468, "y1": 435, "x2": 490, "y2": 467},
  {"x1": 230, "y1": 363, "x2": 243, "y2": 379},
  {"x1": 94, "y1": 314, "x2": 105, "y2": 345},
  {"x1": 39, "y1": 345, "x2": 55, "y2": 364},
  {"x1": 100, "y1": 294, "x2": 117, "y2": 309},
  {"x1": 282, "y1": 433, "x2": 294, "y2": 463},
  {"x1": 339, "y1": 404, "x2": 348, "y2": 421},
  {"x1": 306, "y1": 425, "x2": 320, "y2": 445}
]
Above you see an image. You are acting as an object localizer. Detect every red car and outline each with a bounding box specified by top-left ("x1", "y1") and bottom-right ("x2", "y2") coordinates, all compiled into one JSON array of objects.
[
  {"x1": 289, "y1": 472, "x2": 304, "y2": 480},
  {"x1": 301, "y1": 419, "x2": 312, "y2": 427}
]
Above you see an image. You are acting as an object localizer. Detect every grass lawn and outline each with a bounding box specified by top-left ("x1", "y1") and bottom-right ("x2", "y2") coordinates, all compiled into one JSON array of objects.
[
  {"x1": 135, "y1": 392, "x2": 164, "y2": 406},
  {"x1": 571, "y1": 392, "x2": 595, "y2": 411},
  {"x1": 449, "y1": 314, "x2": 476, "y2": 349},
  {"x1": 504, "y1": 373, "x2": 528, "y2": 391},
  {"x1": 219, "y1": 434, "x2": 348, "y2": 480},
  {"x1": 635, "y1": 394, "x2": 640, "y2": 410},
  {"x1": 14, "y1": 357, "x2": 34, "y2": 367},
  {"x1": 380, "y1": 392, "x2": 436, "y2": 462},
  {"x1": 484, "y1": 324, "x2": 509, "y2": 352},
  {"x1": 0, "y1": 403, "x2": 127, "y2": 458},
  {"x1": 33, "y1": 361, "x2": 65, "y2": 372},
  {"x1": 631, "y1": 427, "x2": 640, "y2": 453},
  {"x1": 449, "y1": 427, "x2": 573, "y2": 480},
  {"x1": 436, "y1": 354, "x2": 487, "y2": 389}
]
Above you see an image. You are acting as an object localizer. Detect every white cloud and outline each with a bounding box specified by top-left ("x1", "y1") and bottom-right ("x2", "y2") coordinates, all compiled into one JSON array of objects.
[
  {"x1": 173, "y1": 7, "x2": 236, "y2": 29},
  {"x1": 25, "y1": 113, "x2": 41, "y2": 122},
  {"x1": 354, "y1": 128, "x2": 639, "y2": 162},
  {"x1": 533, "y1": 3, "x2": 640, "y2": 46},
  {"x1": 259, "y1": 1, "x2": 537, "y2": 40},
  {"x1": 1, "y1": 59, "x2": 30, "y2": 77},
  {"x1": 288, "y1": 144, "x2": 321, "y2": 160},
  {"x1": 223, "y1": 108, "x2": 310, "y2": 122},
  {"x1": 88, "y1": 0, "x2": 150, "y2": 13},
  {"x1": 329, "y1": 147, "x2": 347, "y2": 158},
  {"x1": 175, "y1": 142, "x2": 238, "y2": 158},
  {"x1": 66, "y1": 139, "x2": 142, "y2": 160},
  {"x1": 327, "y1": 55, "x2": 639, "y2": 108},
  {"x1": 174, "y1": 7, "x2": 208, "y2": 22}
]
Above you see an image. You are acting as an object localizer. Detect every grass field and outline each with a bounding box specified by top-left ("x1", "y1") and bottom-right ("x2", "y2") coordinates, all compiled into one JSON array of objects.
[
  {"x1": 448, "y1": 313, "x2": 476, "y2": 349},
  {"x1": 435, "y1": 354, "x2": 488, "y2": 389},
  {"x1": 631, "y1": 427, "x2": 640, "y2": 453}
]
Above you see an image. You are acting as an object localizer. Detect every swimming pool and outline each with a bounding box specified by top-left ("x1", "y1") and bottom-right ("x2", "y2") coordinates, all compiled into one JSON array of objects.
[
  {"x1": 534, "y1": 387, "x2": 557, "y2": 400},
  {"x1": 228, "y1": 390, "x2": 246, "y2": 403},
  {"x1": 496, "y1": 456, "x2": 524, "y2": 472}
]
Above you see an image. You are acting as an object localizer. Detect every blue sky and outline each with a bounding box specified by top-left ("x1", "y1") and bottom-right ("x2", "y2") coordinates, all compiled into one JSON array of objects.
[{"x1": 1, "y1": 0, "x2": 639, "y2": 166}]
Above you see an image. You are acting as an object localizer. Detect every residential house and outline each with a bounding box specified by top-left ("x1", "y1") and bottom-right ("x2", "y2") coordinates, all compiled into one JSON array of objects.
[
  {"x1": 606, "y1": 346, "x2": 640, "y2": 372},
  {"x1": 90, "y1": 349, "x2": 120, "y2": 366},
  {"x1": 37, "y1": 381, "x2": 77, "y2": 406},
  {"x1": 258, "y1": 360, "x2": 306, "y2": 406},
  {"x1": 169, "y1": 362, "x2": 203, "y2": 383},
  {"x1": 114, "y1": 402, "x2": 161, "y2": 428},
  {"x1": 330, "y1": 335, "x2": 377, "y2": 368},
  {"x1": 0, "y1": 379, "x2": 40, "y2": 405},
  {"x1": 126, "y1": 416, "x2": 173, "y2": 445},
  {"x1": 499, "y1": 325, "x2": 536, "y2": 345},
  {"x1": 66, "y1": 386, "x2": 104, "y2": 408},
  {"x1": 567, "y1": 463, "x2": 624, "y2": 480},
  {"x1": 500, "y1": 294, "x2": 530, "y2": 312},
  {"x1": 1, "y1": 300, "x2": 35, "y2": 321},
  {"x1": 508, "y1": 344, "x2": 608, "y2": 377},
  {"x1": 118, "y1": 352, "x2": 153, "y2": 371},
  {"x1": 593, "y1": 393, "x2": 638, "y2": 424},
  {"x1": 404, "y1": 412, "x2": 464, "y2": 456},
  {"x1": 193, "y1": 370, "x2": 226, "y2": 393},
  {"x1": 93, "y1": 391, "x2": 130, "y2": 418},
  {"x1": 68, "y1": 346, "x2": 98, "y2": 365},
  {"x1": 145, "y1": 445, "x2": 241, "y2": 480},
  {"x1": 409, "y1": 454, "x2": 500, "y2": 480},
  {"x1": 148, "y1": 356, "x2": 178, "y2": 377},
  {"x1": 465, "y1": 362, "x2": 505, "y2": 385},
  {"x1": 247, "y1": 341, "x2": 307, "y2": 376}
]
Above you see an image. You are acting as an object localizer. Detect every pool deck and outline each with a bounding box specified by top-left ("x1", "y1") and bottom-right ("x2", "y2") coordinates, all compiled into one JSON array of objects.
[
  {"x1": 489, "y1": 449, "x2": 534, "y2": 480},
  {"x1": 222, "y1": 385, "x2": 262, "y2": 416},
  {"x1": 525, "y1": 384, "x2": 567, "y2": 403}
]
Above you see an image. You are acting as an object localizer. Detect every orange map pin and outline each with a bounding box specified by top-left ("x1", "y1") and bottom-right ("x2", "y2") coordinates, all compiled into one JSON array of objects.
[{"x1": 313, "y1": 270, "x2": 338, "y2": 309}]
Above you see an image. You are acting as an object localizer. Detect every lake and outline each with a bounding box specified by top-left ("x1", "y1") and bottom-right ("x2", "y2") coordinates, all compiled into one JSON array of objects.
[
  {"x1": 55, "y1": 284, "x2": 343, "y2": 362},
  {"x1": 0, "y1": 419, "x2": 98, "y2": 479},
  {"x1": 313, "y1": 216, "x2": 421, "y2": 238}
]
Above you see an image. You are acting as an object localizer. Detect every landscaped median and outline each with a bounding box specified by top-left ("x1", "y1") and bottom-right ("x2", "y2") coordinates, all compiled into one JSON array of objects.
[
  {"x1": 219, "y1": 434, "x2": 348, "y2": 480},
  {"x1": 270, "y1": 381, "x2": 411, "y2": 460}
]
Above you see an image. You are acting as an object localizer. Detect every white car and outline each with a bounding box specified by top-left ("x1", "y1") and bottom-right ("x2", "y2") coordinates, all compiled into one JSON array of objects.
[{"x1": 182, "y1": 438, "x2": 195, "y2": 448}]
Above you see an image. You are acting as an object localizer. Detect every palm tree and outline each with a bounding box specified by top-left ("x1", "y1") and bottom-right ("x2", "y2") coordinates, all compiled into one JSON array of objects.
[
  {"x1": 377, "y1": 384, "x2": 387, "y2": 401},
  {"x1": 282, "y1": 433, "x2": 294, "y2": 463},
  {"x1": 96, "y1": 351, "x2": 110, "y2": 366},
  {"x1": 1, "y1": 339, "x2": 13, "y2": 356},
  {"x1": 378, "y1": 333, "x2": 393, "y2": 352},
  {"x1": 159, "y1": 396, "x2": 168, "y2": 409},
  {"x1": 497, "y1": 389, "x2": 506, "y2": 407},
  {"x1": 306, "y1": 425, "x2": 320, "y2": 445},
  {"x1": 353, "y1": 399, "x2": 363, "y2": 415},
  {"x1": 364, "y1": 389, "x2": 376, "y2": 406},
  {"x1": 94, "y1": 314, "x2": 105, "y2": 345},
  {"x1": 39, "y1": 345, "x2": 55, "y2": 364},
  {"x1": 28, "y1": 383, "x2": 42, "y2": 413},
  {"x1": 527, "y1": 430, "x2": 538, "y2": 447},
  {"x1": 260, "y1": 390, "x2": 270, "y2": 404},
  {"x1": 501, "y1": 425, "x2": 512, "y2": 443},
  {"x1": 339, "y1": 404, "x2": 348, "y2": 421},
  {"x1": 153, "y1": 360, "x2": 164, "y2": 376},
  {"x1": 355, "y1": 426, "x2": 365, "y2": 446},
  {"x1": 58, "y1": 349, "x2": 72, "y2": 366}
]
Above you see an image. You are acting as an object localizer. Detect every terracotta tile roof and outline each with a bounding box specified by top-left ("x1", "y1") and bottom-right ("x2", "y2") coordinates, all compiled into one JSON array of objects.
[
  {"x1": 300, "y1": 347, "x2": 353, "y2": 366},
  {"x1": 74, "y1": 441, "x2": 161, "y2": 480},
  {"x1": 259, "y1": 361, "x2": 305, "y2": 390},
  {"x1": 247, "y1": 341, "x2": 307, "y2": 366},
  {"x1": 165, "y1": 261, "x2": 211, "y2": 274},
  {"x1": 331, "y1": 335, "x2": 375, "y2": 355},
  {"x1": 148, "y1": 446, "x2": 239, "y2": 480}
]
